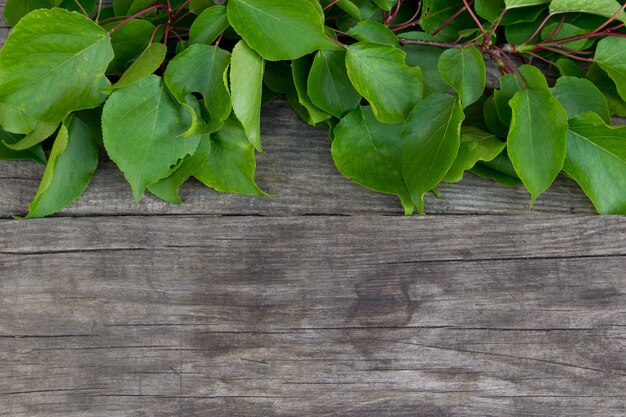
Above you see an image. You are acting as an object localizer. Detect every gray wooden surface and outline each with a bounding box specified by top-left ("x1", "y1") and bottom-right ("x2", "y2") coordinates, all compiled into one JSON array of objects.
[{"x1": 1, "y1": 3, "x2": 626, "y2": 416}]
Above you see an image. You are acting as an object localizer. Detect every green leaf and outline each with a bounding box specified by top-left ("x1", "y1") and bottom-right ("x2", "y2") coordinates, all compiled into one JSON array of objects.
[
  {"x1": 437, "y1": 46, "x2": 486, "y2": 108},
  {"x1": 332, "y1": 94, "x2": 464, "y2": 216},
  {"x1": 114, "y1": 0, "x2": 173, "y2": 14},
  {"x1": 508, "y1": 89, "x2": 569, "y2": 205},
  {"x1": 148, "y1": 136, "x2": 212, "y2": 204},
  {"x1": 189, "y1": 5, "x2": 230, "y2": 45},
  {"x1": 443, "y1": 127, "x2": 506, "y2": 183},
  {"x1": 505, "y1": 0, "x2": 549, "y2": 9},
  {"x1": 303, "y1": 0, "x2": 325, "y2": 18},
  {"x1": 420, "y1": 0, "x2": 474, "y2": 41},
  {"x1": 346, "y1": 42, "x2": 423, "y2": 123},
  {"x1": 125, "y1": 0, "x2": 157, "y2": 15},
  {"x1": 227, "y1": 0, "x2": 337, "y2": 60},
  {"x1": 0, "y1": 103, "x2": 39, "y2": 135},
  {"x1": 595, "y1": 37, "x2": 626, "y2": 102},
  {"x1": 0, "y1": 8, "x2": 113, "y2": 124},
  {"x1": 3, "y1": 122, "x2": 58, "y2": 151},
  {"x1": 371, "y1": 0, "x2": 397, "y2": 11},
  {"x1": 336, "y1": 0, "x2": 362, "y2": 20},
  {"x1": 111, "y1": 43, "x2": 167, "y2": 90},
  {"x1": 59, "y1": 0, "x2": 96, "y2": 15},
  {"x1": 264, "y1": 62, "x2": 296, "y2": 95},
  {"x1": 25, "y1": 114, "x2": 99, "y2": 218},
  {"x1": 551, "y1": 76, "x2": 611, "y2": 123},
  {"x1": 308, "y1": 50, "x2": 362, "y2": 118},
  {"x1": 471, "y1": 150, "x2": 523, "y2": 187},
  {"x1": 347, "y1": 21, "x2": 398, "y2": 45},
  {"x1": 563, "y1": 113, "x2": 626, "y2": 214},
  {"x1": 540, "y1": 22, "x2": 590, "y2": 51},
  {"x1": 402, "y1": 33, "x2": 449, "y2": 96},
  {"x1": 555, "y1": 58, "x2": 585, "y2": 78},
  {"x1": 230, "y1": 40, "x2": 265, "y2": 152},
  {"x1": 0, "y1": 128, "x2": 47, "y2": 164},
  {"x1": 494, "y1": 65, "x2": 549, "y2": 125},
  {"x1": 102, "y1": 75, "x2": 200, "y2": 201},
  {"x1": 501, "y1": 5, "x2": 550, "y2": 25},
  {"x1": 331, "y1": 106, "x2": 413, "y2": 214},
  {"x1": 292, "y1": 57, "x2": 332, "y2": 125},
  {"x1": 483, "y1": 95, "x2": 509, "y2": 138},
  {"x1": 189, "y1": 0, "x2": 214, "y2": 14},
  {"x1": 550, "y1": 0, "x2": 626, "y2": 22},
  {"x1": 3, "y1": 0, "x2": 61, "y2": 27},
  {"x1": 112, "y1": 0, "x2": 133, "y2": 15},
  {"x1": 230, "y1": 40, "x2": 265, "y2": 151},
  {"x1": 194, "y1": 117, "x2": 268, "y2": 196},
  {"x1": 504, "y1": 20, "x2": 543, "y2": 45},
  {"x1": 587, "y1": 63, "x2": 626, "y2": 117},
  {"x1": 401, "y1": 93, "x2": 465, "y2": 213},
  {"x1": 107, "y1": 19, "x2": 160, "y2": 75},
  {"x1": 165, "y1": 44, "x2": 232, "y2": 135},
  {"x1": 475, "y1": 0, "x2": 504, "y2": 21}
]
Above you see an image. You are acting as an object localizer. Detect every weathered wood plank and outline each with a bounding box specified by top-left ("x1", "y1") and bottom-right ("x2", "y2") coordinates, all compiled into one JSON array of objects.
[
  {"x1": 1, "y1": 3, "x2": 625, "y2": 416},
  {"x1": 1, "y1": 216, "x2": 625, "y2": 416},
  {"x1": 0, "y1": 0, "x2": 7, "y2": 47}
]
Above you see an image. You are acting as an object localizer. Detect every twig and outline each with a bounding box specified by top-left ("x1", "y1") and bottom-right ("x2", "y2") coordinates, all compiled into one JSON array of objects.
[
  {"x1": 73, "y1": 0, "x2": 89, "y2": 18},
  {"x1": 522, "y1": 13, "x2": 553, "y2": 44},
  {"x1": 399, "y1": 38, "x2": 464, "y2": 49},
  {"x1": 462, "y1": 0, "x2": 488, "y2": 43},
  {"x1": 108, "y1": 4, "x2": 168, "y2": 34},
  {"x1": 95, "y1": 0, "x2": 104, "y2": 22}
]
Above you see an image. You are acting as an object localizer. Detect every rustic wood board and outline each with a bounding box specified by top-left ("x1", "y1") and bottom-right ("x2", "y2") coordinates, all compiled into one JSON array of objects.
[
  {"x1": 1, "y1": 3, "x2": 626, "y2": 416},
  {"x1": 1, "y1": 216, "x2": 626, "y2": 417}
]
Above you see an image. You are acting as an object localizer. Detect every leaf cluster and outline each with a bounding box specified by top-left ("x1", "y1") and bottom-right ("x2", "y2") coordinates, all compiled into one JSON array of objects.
[{"x1": 0, "y1": 0, "x2": 625, "y2": 217}]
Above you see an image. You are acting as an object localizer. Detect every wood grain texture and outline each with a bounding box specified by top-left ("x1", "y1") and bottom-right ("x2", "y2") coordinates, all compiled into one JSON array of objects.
[
  {"x1": 1, "y1": 3, "x2": 626, "y2": 417},
  {"x1": 1, "y1": 216, "x2": 626, "y2": 416}
]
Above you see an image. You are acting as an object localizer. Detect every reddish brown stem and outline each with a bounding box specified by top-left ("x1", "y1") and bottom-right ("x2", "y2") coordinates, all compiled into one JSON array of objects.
[
  {"x1": 432, "y1": 4, "x2": 467, "y2": 36},
  {"x1": 522, "y1": 13, "x2": 553, "y2": 45},
  {"x1": 173, "y1": 0, "x2": 191, "y2": 17},
  {"x1": 486, "y1": 49, "x2": 512, "y2": 74},
  {"x1": 592, "y1": 3, "x2": 626, "y2": 34},
  {"x1": 523, "y1": 50, "x2": 556, "y2": 66},
  {"x1": 95, "y1": 0, "x2": 104, "y2": 22},
  {"x1": 108, "y1": 4, "x2": 168, "y2": 34},
  {"x1": 535, "y1": 45, "x2": 594, "y2": 62},
  {"x1": 170, "y1": 30, "x2": 184, "y2": 43},
  {"x1": 99, "y1": 15, "x2": 127, "y2": 25},
  {"x1": 542, "y1": 13, "x2": 566, "y2": 43},
  {"x1": 215, "y1": 33, "x2": 223, "y2": 46},
  {"x1": 390, "y1": 1, "x2": 422, "y2": 31},
  {"x1": 461, "y1": 0, "x2": 488, "y2": 43},
  {"x1": 495, "y1": 45, "x2": 526, "y2": 87},
  {"x1": 485, "y1": 7, "x2": 508, "y2": 43},
  {"x1": 324, "y1": 0, "x2": 340, "y2": 11},
  {"x1": 541, "y1": 28, "x2": 626, "y2": 46},
  {"x1": 149, "y1": 24, "x2": 164, "y2": 44},
  {"x1": 73, "y1": 0, "x2": 89, "y2": 17},
  {"x1": 385, "y1": 0, "x2": 403, "y2": 25},
  {"x1": 173, "y1": 10, "x2": 192, "y2": 24},
  {"x1": 328, "y1": 34, "x2": 348, "y2": 49}
]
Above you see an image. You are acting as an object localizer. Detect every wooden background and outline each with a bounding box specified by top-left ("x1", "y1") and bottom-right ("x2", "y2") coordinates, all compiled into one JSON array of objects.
[{"x1": 1, "y1": 2, "x2": 626, "y2": 416}]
